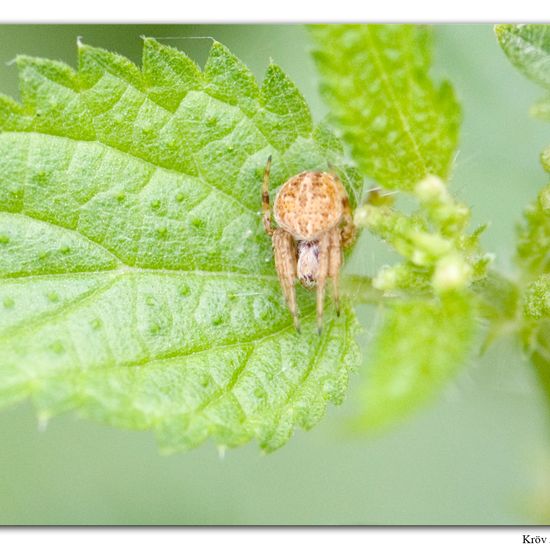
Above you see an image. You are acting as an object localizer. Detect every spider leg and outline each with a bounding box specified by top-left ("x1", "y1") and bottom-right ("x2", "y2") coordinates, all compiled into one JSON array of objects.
[
  {"x1": 272, "y1": 228, "x2": 300, "y2": 332},
  {"x1": 316, "y1": 231, "x2": 330, "y2": 334},
  {"x1": 262, "y1": 155, "x2": 273, "y2": 236},
  {"x1": 328, "y1": 226, "x2": 342, "y2": 317},
  {"x1": 327, "y1": 165, "x2": 356, "y2": 248},
  {"x1": 340, "y1": 191, "x2": 356, "y2": 249}
]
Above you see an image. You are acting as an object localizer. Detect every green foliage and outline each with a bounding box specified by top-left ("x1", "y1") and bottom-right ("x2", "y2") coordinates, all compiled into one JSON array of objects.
[
  {"x1": 355, "y1": 175, "x2": 489, "y2": 296},
  {"x1": 517, "y1": 186, "x2": 550, "y2": 277},
  {"x1": 357, "y1": 292, "x2": 476, "y2": 429},
  {"x1": 496, "y1": 24, "x2": 550, "y2": 420},
  {"x1": 472, "y1": 271, "x2": 520, "y2": 335},
  {"x1": 496, "y1": 25, "x2": 550, "y2": 183},
  {"x1": 497, "y1": 25, "x2": 550, "y2": 280},
  {"x1": 310, "y1": 25, "x2": 483, "y2": 300},
  {"x1": 517, "y1": 191, "x2": 550, "y2": 408},
  {"x1": 309, "y1": 24, "x2": 461, "y2": 191},
  {"x1": 496, "y1": 24, "x2": 550, "y2": 123},
  {"x1": 0, "y1": 38, "x2": 363, "y2": 452},
  {"x1": 524, "y1": 275, "x2": 550, "y2": 320},
  {"x1": 351, "y1": 176, "x2": 484, "y2": 426},
  {"x1": 309, "y1": 24, "x2": 486, "y2": 428},
  {"x1": 3, "y1": 24, "x2": 540, "y2": 454},
  {"x1": 525, "y1": 319, "x2": 550, "y2": 412}
]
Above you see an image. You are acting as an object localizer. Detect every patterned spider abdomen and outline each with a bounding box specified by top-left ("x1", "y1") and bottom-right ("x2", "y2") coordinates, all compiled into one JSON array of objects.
[{"x1": 273, "y1": 171, "x2": 343, "y2": 241}]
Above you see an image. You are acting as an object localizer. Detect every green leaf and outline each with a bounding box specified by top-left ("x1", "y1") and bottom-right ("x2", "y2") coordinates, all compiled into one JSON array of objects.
[
  {"x1": 0, "y1": 38, "x2": 362, "y2": 453},
  {"x1": 356, "y1": 292, "x2": 475, "y2": 429},
  {"x1": 525, "y1": 318, "x2": 550, "y2": 415},
  {"x1": 521, "y1": 275, "x2": 550, "y2": 412},
  {"x1": 517, "y1": 184, "x2": 550, "y2": 277},
  {"x1": 498, "y1": 25, "x2": 550, "y2": 421},
  {"x1": 496, "y1": 25, "x2": 550, "y2": 125},
  {"x1": 309, "y1": 24, "x2": 461, "y2": 191},
  {"x1": 496, "y1": 25, "x2": 550, "y2": 91},
  {"x1": 471, "y1": 270, "x2": 520, "y2": 329},
  {"x1": 524, "y1": 274, "x2": 550, "y2": 320}
]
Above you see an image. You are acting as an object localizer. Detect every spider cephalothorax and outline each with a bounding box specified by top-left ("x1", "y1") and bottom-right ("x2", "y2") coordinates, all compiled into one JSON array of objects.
[{"x1": 262, "y1": 156, "x2": 356, "y2": 333}]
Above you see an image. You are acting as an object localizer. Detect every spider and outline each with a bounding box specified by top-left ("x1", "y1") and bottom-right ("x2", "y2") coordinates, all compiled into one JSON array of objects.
[{"x1": 262, "y1": 156, "x2": 356, "y2": 334}]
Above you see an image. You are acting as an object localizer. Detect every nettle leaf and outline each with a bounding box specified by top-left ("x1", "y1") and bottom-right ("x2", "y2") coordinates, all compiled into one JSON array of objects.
[
  {"x1": 496, "y1": 25, "x2": 550, "y2": 100},
  {"x1": 309, "y1": 24, "x2": 460, "y2": 191},
  {"x1": 498, "y1": 25, "x2": 550, "y2": 283},
  {"x1": 309, "y1": 25, "x2": 475, "y2": 428},
  {"x1": 517, "y1": 185, "x2": 550, "y2": 277},
  {"x1": 524, "y1": 274, "x2": 550, "y2": 321},
  {"x1": 498, "y1": 25, "x2": 550, "y2": 420},
  {"x1": 496, "y1": 25, "x2": 550, "y2": 142},
  {"x1": 0, "y1": 38, "x2": 362, "y2": 453},
  {"x1": 525, "y1": 319, "x2": 550, "y2": 411},
  {"x1": 500, "y1": 26, "x2": 550, "y2": 276},
  {"x1": 356, "y1": 292, "x2": 476, "y2": 429},
  {"x1": 522, "y1": 275, "x2": 550, "y2": 409},
  {"x1": 472, "y1": 271, "x2": 520, "y2": 341}
]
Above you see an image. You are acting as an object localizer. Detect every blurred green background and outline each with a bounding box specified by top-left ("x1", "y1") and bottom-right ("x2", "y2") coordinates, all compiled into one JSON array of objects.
[{"x1": 0, "y1": 24, "x2": 548, "y2": 525}]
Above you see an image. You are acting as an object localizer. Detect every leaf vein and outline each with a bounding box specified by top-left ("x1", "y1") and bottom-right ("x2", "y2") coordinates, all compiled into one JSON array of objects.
[{"x1": 363, "y1": 26, "x2": 428, "y2": 176}]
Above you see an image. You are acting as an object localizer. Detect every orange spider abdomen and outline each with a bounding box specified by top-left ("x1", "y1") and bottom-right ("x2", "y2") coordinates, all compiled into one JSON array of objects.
[{"x1": 273, "y1": 171, "x2": 343, "y2": 241}]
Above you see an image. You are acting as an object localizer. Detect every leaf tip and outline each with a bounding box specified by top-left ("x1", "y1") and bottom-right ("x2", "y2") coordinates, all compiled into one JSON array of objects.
[
  {"x1": 141, "y1": 35, "x2": 160, "y2": 50},
  {"x1": 264, "y1": 61, "x2": 282, "y2": 77},
  {"x1": 205, "y1": 40, "x2": 241, "y2": 73},
  {"x1": 14, "y1": 54, "x2": 33, "y2": 69},
  {"x1": 141, "y1": 36, "x2": 166, "y2": 60},
  {"x1": 494, "y1": 24, "x2": 510, "y2": 45},
  {"x1": 208, "y1": 39, "x2": 228, "y2": 57},
  {"x1": 76, "y1": 38, "x2": 92, "y2": 53}
]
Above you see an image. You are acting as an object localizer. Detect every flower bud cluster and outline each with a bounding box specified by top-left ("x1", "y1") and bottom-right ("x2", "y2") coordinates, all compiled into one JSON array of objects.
[{"x1": 354, "y1": 175, "x2": 491, "y2": 294}]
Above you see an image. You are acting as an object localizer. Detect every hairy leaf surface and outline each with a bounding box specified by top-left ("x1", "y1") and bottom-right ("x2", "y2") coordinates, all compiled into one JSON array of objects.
[
  {"x1": 517, "y1": 186, "x2": 550, "y2": 277},
  {"x1": 309, "y1": 24, "x2": 461, "y2": 191},
  {"x1": 0, "y1": 38, "x2": 362, "y2": 452},
  {"x1": 526, "y1": 320, "x2": 550, "y2": 412},
  {"x1": 497, "y1": 25, "x2": 550, "y2": 420},
  {"x1": 496, "y1": 25, "x2": 550, "y2": 127},
  {"x1": 497, "y1": 26, "x2": 550, "y2": 277},
  {"x1": 496, "y1": 25, "x2": 550, "y2": 93},
  {"x1": 523, "y1": 275, "x2": 550, "y2": 413}
]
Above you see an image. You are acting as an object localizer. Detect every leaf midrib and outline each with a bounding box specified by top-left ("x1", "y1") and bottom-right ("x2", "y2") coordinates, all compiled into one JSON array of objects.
[{"x1": 363, "y1": 26, "x2": 429, "y2": 175}]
